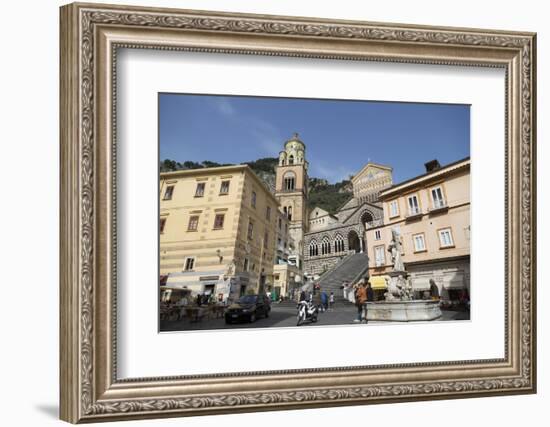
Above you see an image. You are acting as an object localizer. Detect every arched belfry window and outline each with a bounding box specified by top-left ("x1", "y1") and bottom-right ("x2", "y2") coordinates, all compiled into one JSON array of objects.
[
  {"x1": 321, "y1": 236, "x2": 331, "y2": 255},
  {"x1": 309, "y1": 240, "x2": 319, "y2": 257},
  {"x1": 288, "y1": 155, "x2": 294, "y2": 165},
  {"x1": 284, "y1": 171, "x2": 296, "y2": 191},
  {"x1": 334, "y1": 234, "x2": 345, "y2": 253}
]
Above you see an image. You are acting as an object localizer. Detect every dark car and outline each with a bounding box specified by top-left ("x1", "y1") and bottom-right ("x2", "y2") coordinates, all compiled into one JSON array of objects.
[{"x1": 225, "y1": 294, "x2": 271, "y2": 323}]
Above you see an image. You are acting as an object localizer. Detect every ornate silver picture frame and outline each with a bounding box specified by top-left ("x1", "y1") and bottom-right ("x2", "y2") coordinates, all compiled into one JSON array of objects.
[{"x1": 60, "y1": 2, "x2": 536, "y2": 423}]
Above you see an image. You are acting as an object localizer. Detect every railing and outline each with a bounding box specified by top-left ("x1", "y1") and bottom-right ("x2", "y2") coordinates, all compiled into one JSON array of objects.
[
  {"x1": 405, "y1": 208, "x2": 423, "y2": 220},
  {"x1": 428, "y1": 201, "x2": 448, "y2": 213}
]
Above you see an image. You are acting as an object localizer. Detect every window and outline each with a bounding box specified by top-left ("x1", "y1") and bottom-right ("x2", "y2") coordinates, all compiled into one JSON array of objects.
[
  {"x1": 284, "y1": 177, "x2": 295, "y2": 191},
  {"x1": 284, "y1": 172, "x2": 296, "y2": 191},
  {"x1": 247, "y1": 220, "x2": 254, "y2": 240},
  {"x1": 251, "y1": 191, "x2": 257, "y2": 208},
  {"x1": 187, "y1": 215, "x2": 199, "y2": 231},
  {"x1": 431, "y1": 186, "x2": 446, "y2": 209},
  {"x1": 309, "y1": 240, "x2": 319, "y2": 257},
  {"x1": 213, "y1": 214, "x2": 225, "y2": 229},
  {"x1": 407, "y1": 195, "x2": 420, "y2": 215},
  {"x1": 288, "y1": 155, "x2": 294, "y2": 165},
  {"x1": 278, "y1": 218, "x2": 282, "y2": 230},
  {"x1": 195, "y1": 182, "x2": 205, "y2": 197},
  {"x1": 334, "y1": 234, "x2": 345, "y2": 253},
  {"x1": 160, "y1": 217, "x2": 167, "y2": 233},
  {"x1": 287, "y1": 206, "x2": 292, "y2": 221},
  {"x1": 321, "y1": 236, "x2": 331, "y2": 255},
  {"x1": 413, "y1": 233, "x2": 426, "y2": 252},
  {"x1": 163, "y1": 185, "x2": 174, "y2": 200},
  {"x1": 266, "y1": 206, "x2": 271, "y2": 221},
  {"x1": 374, "y1": 245, "x2": 385, "y2": 267},
  {"x1": 438, "y1": 228, "x2": 454, "y2": 247},
  {"x1": 389, "y1": 200, "x2": 399, "y2": 217},
  {"x1": 184, "y1": 257, "x2": 195, "y2": 271},
  {"x1": 264, "y1": 231, "x2": 269, "y2": 248},
  {"x1": 243, "y1": 258, "x2": 249, "y2": 272},
  {"x1": 220, "y1": 180, "x2": 230, "y2": 195},
  {"x1": 374, "y1": 230, "x2": 381, "y2": 240}
]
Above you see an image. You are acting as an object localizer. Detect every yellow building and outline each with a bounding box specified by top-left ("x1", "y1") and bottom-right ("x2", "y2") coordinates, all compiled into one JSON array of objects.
[
  {"x1": 159, "y1": 164, "x2": 284, "y2": 302},
  {"x1": 365, "y1": 158, "x2": 470, "y2": 302},
  {"x1": 273, "y1": 263, "x2": 301, "y2": 300}
]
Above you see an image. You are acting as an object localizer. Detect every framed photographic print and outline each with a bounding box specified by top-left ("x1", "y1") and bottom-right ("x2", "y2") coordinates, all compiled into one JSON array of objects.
[{"x1": 60, "y1": 2, "x2": 537, "y2": 423}]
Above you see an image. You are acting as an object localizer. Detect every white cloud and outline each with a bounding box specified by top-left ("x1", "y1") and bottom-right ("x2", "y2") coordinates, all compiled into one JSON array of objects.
[{"x1": 212, "y1": 97, "x2": 236, "y2": 117}]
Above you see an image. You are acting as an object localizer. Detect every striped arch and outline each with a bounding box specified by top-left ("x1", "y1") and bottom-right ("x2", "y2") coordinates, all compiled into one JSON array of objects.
[
  {"x1": 308, "y1": 239, "x2": 319, "y2": 257},
  {"x1": 334, "y1": 233, "x2": 345, "y2": 253},
  {"x1": 321, "y1": 235, "x2": 331, "y2": 255}
]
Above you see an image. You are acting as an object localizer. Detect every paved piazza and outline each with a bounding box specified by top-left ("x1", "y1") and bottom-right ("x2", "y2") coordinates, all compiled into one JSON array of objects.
[{"x1": 160, "y1": 302, "x2": 470, "y2": 332}]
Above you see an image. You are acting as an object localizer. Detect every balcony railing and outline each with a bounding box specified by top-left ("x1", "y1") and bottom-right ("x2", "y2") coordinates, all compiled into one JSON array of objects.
[
  {"x1": 405, "y1": 208, "x2": 423, "y2": 220},
  {"x1": 428, "y1": 200, "x2": 449, "y2": 214}
]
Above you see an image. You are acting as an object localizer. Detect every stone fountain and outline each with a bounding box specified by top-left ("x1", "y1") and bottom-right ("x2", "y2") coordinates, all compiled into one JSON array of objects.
[{"x1": 366, "y1": 229, "x2": 442, "y2": 321}]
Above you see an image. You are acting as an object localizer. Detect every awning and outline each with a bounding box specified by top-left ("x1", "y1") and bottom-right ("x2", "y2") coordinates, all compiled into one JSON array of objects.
[
  {"x1": 369, "y1": 275, "x2": 388, "y2": 290},
  {"x1": 411, "y1": 276, "x2": 431, "y2": 291},
  {"x1": 443, "y1": 273, "x2": 465, "y2": 290}
]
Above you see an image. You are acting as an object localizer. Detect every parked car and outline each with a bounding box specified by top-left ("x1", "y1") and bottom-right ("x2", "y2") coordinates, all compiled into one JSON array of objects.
[{"x1": 225, "y1": 294, "x2": 271, "y2": 323}]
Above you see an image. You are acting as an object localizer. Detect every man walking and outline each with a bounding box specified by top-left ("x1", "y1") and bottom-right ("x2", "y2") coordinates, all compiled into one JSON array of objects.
[{"x1": 354, "y1": 280, "x2": 367, "y2": 323}]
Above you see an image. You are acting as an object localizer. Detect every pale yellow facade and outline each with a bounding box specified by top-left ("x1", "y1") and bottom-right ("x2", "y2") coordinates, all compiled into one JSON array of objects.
[
  {"x1": 365, "y1": 158, "x2": 470, "y2": 300},
  {"x1": 159, "y1": 165, "x2": 283, "y2": 301},
  {"x1": 273, "y1": 263, "x2": 301, "y2": 299}
]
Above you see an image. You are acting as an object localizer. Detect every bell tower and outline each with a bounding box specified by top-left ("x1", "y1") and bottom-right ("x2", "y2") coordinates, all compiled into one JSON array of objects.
[{"x1": 275, "y1": 133, "x2": 309, "y2": 267}]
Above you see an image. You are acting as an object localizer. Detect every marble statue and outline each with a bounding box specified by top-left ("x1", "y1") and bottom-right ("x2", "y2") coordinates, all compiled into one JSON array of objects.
[{"x1": 388, "y1": 228, "x2": 405, "y2": 272}]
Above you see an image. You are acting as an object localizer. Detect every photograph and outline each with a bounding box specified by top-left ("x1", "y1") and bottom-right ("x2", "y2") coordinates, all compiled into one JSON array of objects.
[
  {"x1": 56, "y1": 2, "x2": 536, "y2": 423},
  {"x1": 158, "y1": 94, "x2": 471, "y2": 332}
]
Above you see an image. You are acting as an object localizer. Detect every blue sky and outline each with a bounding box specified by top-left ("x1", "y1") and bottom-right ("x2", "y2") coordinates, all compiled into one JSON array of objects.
[{"x1": 159, "y1": 94, "x2": 470, "y2": 184}]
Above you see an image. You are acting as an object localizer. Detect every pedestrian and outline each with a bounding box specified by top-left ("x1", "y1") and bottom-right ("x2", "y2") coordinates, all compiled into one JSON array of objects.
[
  {"x1": 300, "y1": 289, "x2": 307, "y2": 302},
  {"x1": 354, "y1": 280, "x2": 367, "y2": 323},
  {"x1": 341, "y1": 280, "x2": 349, "y2": 300},
  {"x1": 365, "y1": 282, "x2": 374, "y2": 323},
  {"x1": 320, "y1": 290, "x2": 328, "y2": 312},
  {"x1": 329, "y1": 292, "x2": 335, "y2": 311},
  {"x1": 429, "y1": 279, "x2": 440, "y2": 300},
  {"x1": 313, "y1": 287, "x2": 322, "y2": 310}
]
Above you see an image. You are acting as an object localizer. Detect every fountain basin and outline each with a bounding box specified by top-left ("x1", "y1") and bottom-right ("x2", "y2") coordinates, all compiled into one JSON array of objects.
[{"x1": 366, "y1": 300, "x2": 442, "y2": 322}]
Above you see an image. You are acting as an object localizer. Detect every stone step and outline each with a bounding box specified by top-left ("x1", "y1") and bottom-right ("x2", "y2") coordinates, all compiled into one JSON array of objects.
[{"x1": 316, "y1": 252, "x2": 370, "y2": 300}]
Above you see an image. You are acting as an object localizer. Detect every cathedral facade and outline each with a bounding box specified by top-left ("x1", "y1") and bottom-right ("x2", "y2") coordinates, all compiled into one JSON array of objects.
[{"x1": 303, "y1": 163, "x2": 393, "y2": 277}]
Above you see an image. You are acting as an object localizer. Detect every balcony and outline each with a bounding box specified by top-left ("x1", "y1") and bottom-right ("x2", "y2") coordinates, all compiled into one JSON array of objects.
[
  {"x1": 405, "y1": 208, "x2": 423, "y2": 221},
  {"x1": 428, "y1": 201, "x2": 449, "y2": 215}
]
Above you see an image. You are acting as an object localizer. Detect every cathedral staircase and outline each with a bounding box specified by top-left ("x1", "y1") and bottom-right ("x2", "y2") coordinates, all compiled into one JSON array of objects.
[{"x1": 317, "y1": 252, "x2": 370, "y2": 302}]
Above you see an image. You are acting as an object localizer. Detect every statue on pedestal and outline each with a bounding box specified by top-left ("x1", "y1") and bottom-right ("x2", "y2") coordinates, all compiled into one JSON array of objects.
[
  {"x1": 388, "y1": 229, "x2": 405, "y2": 272},
  {"x1": 385, "y1": 229, "x2": 413, "y2": 301}
]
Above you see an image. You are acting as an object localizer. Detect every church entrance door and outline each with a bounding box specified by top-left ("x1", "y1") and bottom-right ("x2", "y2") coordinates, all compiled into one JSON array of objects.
[{"x1": 348, "y1": 230, "x2": 361, "y2": 253}]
